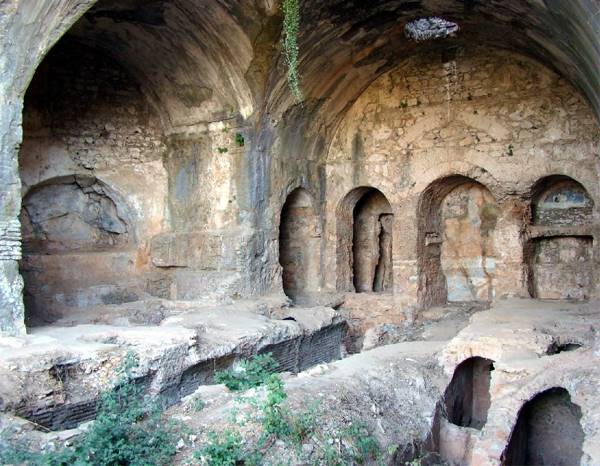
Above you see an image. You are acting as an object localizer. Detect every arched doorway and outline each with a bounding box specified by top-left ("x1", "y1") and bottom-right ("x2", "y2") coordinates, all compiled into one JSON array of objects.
[
  {"x1": 527, "y1": 176, "x2": 594, "y2": 300},
  {"x1": 418, "y1": 176, "x2": 499, "y2": 306},
  {"x1": 337, "y1": 187, "x2": 393, "y2": 293},
  {"x1": 502, "y1": 387, "x2": 584, "y2": 466},
  {"x1": 444, "y1": 357, "x2": 495, "y2": 429},
  {"x1": 279, "y1": 188, "x2": 321, "y2": 299}
]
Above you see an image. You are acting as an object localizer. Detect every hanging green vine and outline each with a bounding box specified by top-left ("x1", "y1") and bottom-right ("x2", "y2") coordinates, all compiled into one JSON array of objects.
[{"x1": 282, "y1": 0, "x2": 303, "y2": 102}]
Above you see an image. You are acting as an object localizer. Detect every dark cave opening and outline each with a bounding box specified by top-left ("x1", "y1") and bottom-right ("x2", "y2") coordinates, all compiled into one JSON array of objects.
[
  {"x1": 502, "y1": 387, "x2": 584, "y2": 466},
  {"x1": 444, "y1": 356, "x2": 494, "y2": 429}
]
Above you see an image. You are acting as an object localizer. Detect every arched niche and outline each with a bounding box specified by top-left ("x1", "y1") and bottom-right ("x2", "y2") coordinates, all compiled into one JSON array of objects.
[
  {"x1": 527, "y1": 175, "x2": 594, "y2": 300},
  {"x1": 21, "y1": 175, "x2": 132, "y2": 254},
  {"x1": 418, "y1": 176, "x2": 499, "y2": 306},
  {"x1": 20, "y1": 175, "x2": 134, "y2": 326},
  {"x1": 337, "y1": 187, "x2": 393, "y2": 293},
  {"x1": 17, "y1": 10, "x2": 173, "y2": 328},
  {"x1": 502, "y1": 387, "x2": 584, "y2": 466},
  {"x1": 444, "y1": 357, "x2": 495, "y2": 430},
  {"x1": 531, "y1": 176, "x2": 593, "y2": 226},
  {"x1": 279, "y1": 188, "x2": 321, "y2": 299}
]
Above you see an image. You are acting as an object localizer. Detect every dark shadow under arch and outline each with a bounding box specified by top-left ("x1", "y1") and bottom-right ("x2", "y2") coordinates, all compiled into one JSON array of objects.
[
  {"x1": 279, "y1": 187, "x2": 321, "y2": 299},
  {"x1": 336, "y1": 187, "x2": 393, "y2": 293},
  {"x1": 444, "y1": 356, "x2": 495, "y2": 430},
  {"x1": 502, "y1": 387, "x2": 584, "y2": 466}
]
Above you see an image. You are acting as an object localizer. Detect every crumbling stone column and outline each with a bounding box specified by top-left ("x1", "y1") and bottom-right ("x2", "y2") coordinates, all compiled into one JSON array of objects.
[
  {"x1": 0, "y1": 43, "x2": 26, "y2": 336},
  {"x1": 392, "y1": 197, "x2": 419, "y2": 302},
  {"x1": 0, "y1": 0, "x2": 96, "y2": 335},
  {"x1": 0, "y1": 128, "x2": 26, "y2": 336}
]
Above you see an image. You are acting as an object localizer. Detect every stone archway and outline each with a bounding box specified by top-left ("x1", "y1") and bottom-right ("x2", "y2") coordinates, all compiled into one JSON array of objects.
[
  {"x1": 279, "y1": 188, "x2": 321, "y2": 299},
  {"x1": 337, "y1": 187, "x2": 393, "y2": 293},
  {"x1": 20, "y1": 175, "x2": 135, "y2": 326},
  {"x1": 502, "y1": 387, "x2": 584, "y2": 466},
  {"x1": 444, "y1": 357, "x2": 495, "y2": 430},
  {"x1": 418, "y1": 176, "x2": 499, "y2": 306},
  {"x1": 527, "y1": 176, "x2": 594, "y2": 300}
]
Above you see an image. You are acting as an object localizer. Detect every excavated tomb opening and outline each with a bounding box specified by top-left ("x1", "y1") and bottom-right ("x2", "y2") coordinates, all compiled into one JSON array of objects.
[
  {"x1": 502, "y1": 387, "x2": 584, "y2": 466},
  {"x1": 546, "y1": 342, "x2": 583, "y2": 354},
  {"x1": 444, "y1": 356, "x2": 494, "y2": 429}
]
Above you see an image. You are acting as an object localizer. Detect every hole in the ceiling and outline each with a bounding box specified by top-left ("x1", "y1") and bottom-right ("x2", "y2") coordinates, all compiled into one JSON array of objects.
[{"x1": 405, "y1": 17, "x2": 459, "y2": 42}]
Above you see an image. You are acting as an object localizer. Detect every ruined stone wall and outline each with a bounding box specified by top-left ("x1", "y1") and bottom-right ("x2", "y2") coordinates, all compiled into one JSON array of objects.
[
  {"x1": 530, "y1": 237, "x2": 593, "y2": 300},
  {"x1": 148, "y1": 122, "x2": 257, "y2": 302},
  {"x1": 324, "y1": 45, "x2": 600, "y2": 307},
  {"x1": 2, "y1": 1, "x2": 600, "y2": 334},
  {"x1": 527, "y1": 177, "x2": 596, "y2": 300},
  {"x1": 21, "y1": 40, "x2": 165, "y2": 175},
  {"x1": 18, "y1": 38, "x2": 168, "y2": 323}
]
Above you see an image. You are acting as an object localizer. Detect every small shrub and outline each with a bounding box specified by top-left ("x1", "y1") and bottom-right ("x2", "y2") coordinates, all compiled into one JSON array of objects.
[
  {"x1": 214, "y1": 353, "x2": 279, "y2": 392},
  {"x1": 195, "y1": 429, "x2": 243, "y2": 466},
  {"x1": 217, "y1": 147, "x2": 228, "y2": 153},
  {"x1": 262, "y1": 374, "x2": 289, "y2": 438},
  {"x1": 192, "y1": 397, "x2": 206, "y2": 412},
  {"x1": 323, "y1": 442, "x2": 343, "y2": 466},
  {"x1": 235, "y1": 133, "x2": 245, "y2": 147},
  {"x1": 288, "y1": 401, "x2": 320, "y2": 445},
  {"x1": 341, "y1": 423, "x2": 381, "y2": 464},
  {"x1": 0, "y1": 353, "x2": 178, "y2": 466}
]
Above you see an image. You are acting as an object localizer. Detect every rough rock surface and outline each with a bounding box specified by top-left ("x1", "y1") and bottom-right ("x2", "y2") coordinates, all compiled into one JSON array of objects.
[
  {"x1": 4, "y1": 299, "x2": 599, "y2": 465},
  {"x1": 0, "y1": 301, "x2": 344, "y2": 431}
]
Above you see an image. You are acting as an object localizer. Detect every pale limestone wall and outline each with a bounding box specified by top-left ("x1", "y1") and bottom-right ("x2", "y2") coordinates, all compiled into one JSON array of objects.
[
  {"x1": 324, "y1": 46, "x2": 600, "y2": 304},
  {"x1": 20, "y1": 38, "x2": 168, "y2": 241}
]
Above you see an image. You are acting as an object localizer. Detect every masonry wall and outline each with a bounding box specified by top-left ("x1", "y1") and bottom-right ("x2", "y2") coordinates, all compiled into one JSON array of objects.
[
  {"x1": 19, "y1": 38, "x2": 168, "y2": 323},
  {"x1": 324, "y1": 45, "x2": 600, "y2": 307}
]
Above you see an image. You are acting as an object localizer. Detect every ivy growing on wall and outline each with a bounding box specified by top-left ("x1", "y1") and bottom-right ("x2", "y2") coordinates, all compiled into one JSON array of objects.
[{"x1": 282, "y1": 0, "x2": 303, "y2": 102}]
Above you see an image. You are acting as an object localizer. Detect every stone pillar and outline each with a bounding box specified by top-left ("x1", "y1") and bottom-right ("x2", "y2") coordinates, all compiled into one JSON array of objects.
[
  {"x1": 0, "y1": 88, "x2": 26, "y2": 335},
  {"x1": 392, "y1": 196, "x2": 419, "y2": 303},
  {"x1": 0, "y1": 0, "x2": 98, "y2": 335},
  {"x1": 492, "y1": 199, "x2": 529, "y2": 299}
]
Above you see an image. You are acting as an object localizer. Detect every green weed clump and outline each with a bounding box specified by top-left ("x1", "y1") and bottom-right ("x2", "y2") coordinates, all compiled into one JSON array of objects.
[
  {"x1": 282, "y1": 0, "x2": 303, "y2": 102},
  {"x1": 199, "y1": 358, "x2": 383, "y2": 466},
  {"x1": 195, "y1": 429, "x2": 243, "y2": 466},
  {"x1": 214, "y1": 353, "x2": 279, "y2": 392},
  {"x1": 0, "y1": 353, "x2": 178, "y2": 466}
]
